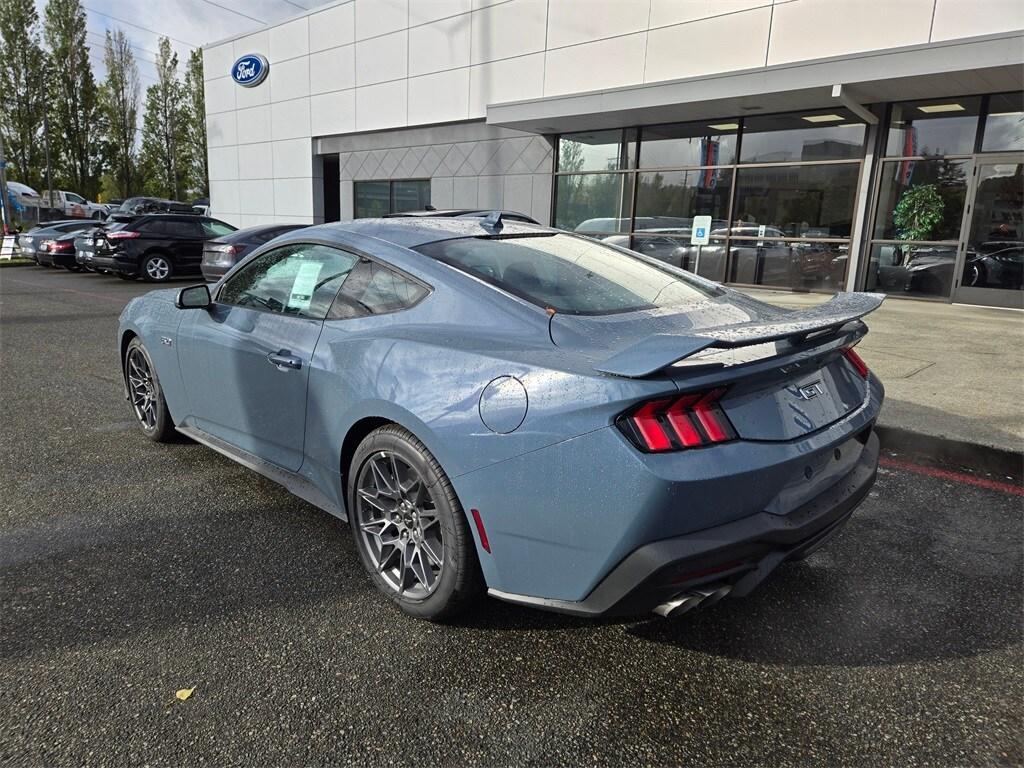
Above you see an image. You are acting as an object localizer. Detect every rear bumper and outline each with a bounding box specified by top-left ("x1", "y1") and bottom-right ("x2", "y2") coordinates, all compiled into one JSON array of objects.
[
  {"x1": 87, "y1": 254, "x2": 133, "y2": 274},
  {"x1": 491, "y1": 429, "x2": 879, "y2": 617},
  {"x1": 201, "y1": 263, "x2": 229, "y2": 282}
]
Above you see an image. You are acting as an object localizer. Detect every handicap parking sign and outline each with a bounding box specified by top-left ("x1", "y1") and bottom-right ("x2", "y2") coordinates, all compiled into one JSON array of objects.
[{"x1": 690, "y1": 216, "x2": 712, "y2": 246}]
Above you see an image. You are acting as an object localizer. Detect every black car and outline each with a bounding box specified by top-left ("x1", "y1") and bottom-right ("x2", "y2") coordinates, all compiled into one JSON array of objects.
[
  {"x1": 108, "y1": 197, "x2": 195, "y2": 222},
  {"x1": 384, "y1": 208, "x2": 540, "y2": 224},
  {"x1": 80, "y1": 214, "x2": 237, "y2": 282},
  {"x1": 23, "y1": 220, "x2": 100, "y2": 266},
  {"x1": 200, "y1": 223, "x2": 307, "y2": 282},
  {"x1": 37, "y1": 230, "x2": 90, "y2": 271}
]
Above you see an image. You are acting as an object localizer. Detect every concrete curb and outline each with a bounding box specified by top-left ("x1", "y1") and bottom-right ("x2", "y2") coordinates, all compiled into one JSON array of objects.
[{"x1": 875, "y1": 425, "x2": 1023, "y2": 483}]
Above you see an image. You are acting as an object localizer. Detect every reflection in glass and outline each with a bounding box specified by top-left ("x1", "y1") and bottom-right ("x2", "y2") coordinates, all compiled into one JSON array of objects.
[
  {"x1": 558, "y1": 130, "x2": 634, "y2": 172},
  {"x1": 354, "y1": 181, "x2": 390, "y2": 218},
  {"x1": 554, "y1": 173, "x2": 634, "y2": 233},
  {"x1": 391, "y1": 180, "x2": 430, "y2": 213},
  {"x1": 864, "y1": 243, "x2": 956, "y2": 298},
  {"x1": 634, "y1": 169, "x2": 733, "y2": 233},
  {"x1": 885, "y1": 97, "x2": 981, "y2": 157},
  {"x1": 726, "y1": 240, "x2": 848, "y2": 290},
  {"x1": 639, "y1": 123, "x2": 737, "y2": 167},
  {"x1": 982, "y1": 92, "x2": 1024, "y2": 152},
  {"x1": 962, "y1": 163, "x2": 1023, "y2": 291},
  {"x1": 732, "y1": 164, "x2": 860, "y2": 237},
  {"x1": 740, "y1": 113, "x2": 865, "y2": 163},
  {"x1": 873, "y1": 159, "x2": 970, "y2": 241}
]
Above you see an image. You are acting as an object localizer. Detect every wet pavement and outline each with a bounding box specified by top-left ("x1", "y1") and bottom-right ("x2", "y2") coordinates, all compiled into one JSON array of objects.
[{"x1": 2, "y1": 267, "x2": 1021, "y2": 766}]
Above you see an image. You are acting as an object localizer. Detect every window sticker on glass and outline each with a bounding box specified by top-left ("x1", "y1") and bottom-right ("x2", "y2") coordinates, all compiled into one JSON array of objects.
[{"x1": 287, "y1": 261, "x2": 324, "y2": 312}]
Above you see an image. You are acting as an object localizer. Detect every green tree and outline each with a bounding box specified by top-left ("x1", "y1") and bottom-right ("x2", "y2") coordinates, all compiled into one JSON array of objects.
[
  {"x1": 182, "y1": 48, "x2": 208, "y2": 198},
  {"x1": 43, "y1": 0, "x2": 102, "y2": 198},
  {"x1": 0, "y1": 0, "x2": 48, "y2": 189},
  {"x1": 140, "y1": 37, "x2": 187, "y2": 199},
  {"x1": 98, "y1": 28, "x2": 140, "y2": 199}
]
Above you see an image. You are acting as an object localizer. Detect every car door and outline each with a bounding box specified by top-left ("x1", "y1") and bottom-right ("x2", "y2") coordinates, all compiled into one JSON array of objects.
[{"x1": 177, "y1": 242, "x2": 359, "y2": 470}]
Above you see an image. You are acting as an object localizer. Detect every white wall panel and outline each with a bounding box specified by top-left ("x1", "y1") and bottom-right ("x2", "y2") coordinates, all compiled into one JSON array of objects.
[
  {"x1": 235, "y1": 78, "x2": 271, "y2": 109},
  {"x1": 269, "y1": 16, "x2": 309, "y2": 62},
  {"x1": 768, "y1": 0, "x2": 933, "y2": 66},
  {"x1": 408, "y1": 69, "x2": 470, "y2": 125},
  {"x1": 649, "y1": 0, "x2": 769, "y2": 29},
  {"x1": 208, "y1": 146, "x2": 239, "y2": 181},
  {"x1": 238, "y1": 179, "x2": 275, "y2": 215},
  {"x1": 310, "y1": 2, "x2": 355, "y2": 52},
  {"x1": 409, "y1": 15, "x2": 472, "y2": 76},
  {"x1": 931, "y1": 0, "x2": 1024, "y2": 41},
  {"x1": 272, "y1": 138, "x2": 314, "y2": 179},
  {"x1": 355, "y1": 0, "x2": 407, "y2": 39},
  {"x1": 232, "y1": 30, "x2": 269, "y2": 60},
  {"x1": 430, "y1": 176, "x2": 455, "y2": 208},
  {"x1": 468, "y1": 53, "x2": 544, "y2": 117},
  {"x1": 203, "y1": 43, "x2": 235, "y2": 81},
  {"x1": 235, "y1": 105, "x2": 271, "y2": 144},
  {"x1": 271, "y1": 98, "x2": 312, "y2": 140},
  {"x1": 355, "y1": 80, "x2": 407, "y2": 131},
  {"x1": 470, "y1": 0, "x2": 547, "y2": 65},
  {"x1": 452, "y1": 176, "x2": 478, "y2": 206},
  {"x1": 356, "y1": 30, "x2": 407, "y2": 86},
  {"x1": 237, "y1": 142, "x2": 272, "y2": 179},
  {"x1": 409, "y1": 0, "x2": 471, "y2": 25},
  {"x1": 274, "y1": 177, "x2": 314, "y2": 217},
  {"x1": 311, "y1": 89, "x2": 357, "y2": 135},
  {"x1": 207, "y1": 111, "x2": 238, "y2": 147},
  {"x1": 502, "y1": 173, "x2": 533, "y2": 213},
  {"x1": 310, "y1": 45, "x2": 356, "y2": 94},
  {"x1": 269, "y1": 56, "x2": 310, "y2": 101},
  {"x1": 544, "y1": 32, "x2": 647, "y2": 97},
  {"x1": 646, "y1": 7, "x2": 770, "y2": 83},
  {"x1": 546, "y1": 0, "x2": 650, "y2": 50},
  {"x1": 204, "y1": 77, "x2": 236, "y2": 114},
  {"x1": 210, "y1": 179, "x2": 240, "y2": 214}
]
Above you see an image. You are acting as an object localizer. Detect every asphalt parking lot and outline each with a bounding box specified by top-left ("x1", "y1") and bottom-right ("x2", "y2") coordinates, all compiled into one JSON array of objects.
[{"x1": 1, "y1": 267, "x2": 1021, "y2": 767}]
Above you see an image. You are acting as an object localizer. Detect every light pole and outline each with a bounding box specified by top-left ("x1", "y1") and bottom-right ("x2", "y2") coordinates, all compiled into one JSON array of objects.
[{"x1": 0, "y1": 129, "x2": 13, "y2": 234}]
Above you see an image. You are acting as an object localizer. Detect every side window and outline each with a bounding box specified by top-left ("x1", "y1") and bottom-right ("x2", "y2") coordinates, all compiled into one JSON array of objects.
[
  {"x1": 66, "y1": 193, "x2": 85, "y2": 204},
  {"x1": 218, "y1": 243, "x2": 359, "y2": 320},
  {"x1": 202, "y1": 219, "x2": 236, "y2": 237},
  {"x1": 329, "y1": 259, "x2": 429, "y2": 319}
]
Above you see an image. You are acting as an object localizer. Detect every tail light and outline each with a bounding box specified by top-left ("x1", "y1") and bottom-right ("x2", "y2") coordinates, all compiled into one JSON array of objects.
[
  {"x1": 106, "y1": 230, "x2": 141, "y2": 240},
  {"x1": 842, "y1": 346, "x2": 870, "y2": 378},
  {"x1": 618, "y1": 388, "x2": 736, "y2": 453},
  {"x1": 41, "y1": 239, "x2": 72, "y2": 252}
]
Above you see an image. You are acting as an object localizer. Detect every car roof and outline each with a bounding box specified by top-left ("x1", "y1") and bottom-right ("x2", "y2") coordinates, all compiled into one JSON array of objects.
[
  {"x1": 218, "y1": 224, "x2": 305, "y2": 241},
  {"x1": 308, "y1": 217, "x2": 549, "y2": 249}
]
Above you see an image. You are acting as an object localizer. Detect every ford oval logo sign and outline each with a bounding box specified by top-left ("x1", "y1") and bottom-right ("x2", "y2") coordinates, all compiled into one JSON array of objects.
[{"x1": 232, "y1": 54, "x2": 269, "y2": 87}]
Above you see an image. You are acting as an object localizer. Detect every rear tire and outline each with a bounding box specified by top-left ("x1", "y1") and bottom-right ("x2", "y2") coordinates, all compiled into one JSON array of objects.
[
  {"x1": 141, "y1": 253, "x2": 173, "y2": 282},
  {"x1": 124, "y1": 338, "x2": 176, "y2": 443},
  {"x1": 348, "y1": 425, "x2": 483, "y2": 621}
]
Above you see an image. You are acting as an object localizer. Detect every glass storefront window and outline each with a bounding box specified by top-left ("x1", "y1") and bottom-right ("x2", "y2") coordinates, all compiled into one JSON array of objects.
[
  {"x1": 962, "y1": 162, "x2": 1023, "y2": 291},
  {"x1": 740, "y1": 112, "x2": 866, "y2": 163},
  {"x1": 554, "y1": 173, "x2": 633, "y2": 233},
  {"x1": 982, "y1": 92, "x2": 1024, "y2": 152},
  {"x1": 557, "y1": 130, "x2": 635, "y2": 172},
  {"x1": 634, "y1": 169, "x2": 733, "y2": 233},
  {"x1": 873, "y1": 159, "x2": 970, "y2": 241},
  {"x1": 732, "y1": 164, "x2": 860, "y2": 237},
  {"x1": 885, "y1": 97, "x2": 981, "y2": 157},
  {"x1": 727, "y1": 239, "x2": 848, "y2": 290},
  {"x1": 639, "y1": 122, "x2": 737, "y2": 167},
  {"x1": 864, "y1": 243, "x2": 957, "y2": 298},
  {"x1": 391, "y1": 180, "x2": 430, "y2": 213},
  {"x1": 354, "y1": 181, "x2": 390, "y2": 218}
]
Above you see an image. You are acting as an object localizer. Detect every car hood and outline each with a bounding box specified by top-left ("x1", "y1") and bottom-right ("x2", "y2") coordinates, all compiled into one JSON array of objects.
[{"x1": 549, "y1": 290, "x2": 884, "y2": 378}]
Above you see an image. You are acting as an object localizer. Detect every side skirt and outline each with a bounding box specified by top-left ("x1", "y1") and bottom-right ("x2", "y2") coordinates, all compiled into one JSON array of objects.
[{"x1": 176, "y1": 425, "x2": 346, "y2": 521}]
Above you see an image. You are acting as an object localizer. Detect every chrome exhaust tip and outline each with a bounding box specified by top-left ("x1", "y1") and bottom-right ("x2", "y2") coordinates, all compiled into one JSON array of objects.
[
  {"x1": 653, "y1": 583, "x2": 732, "y2": 618},
  {"x1": 692, "y1": 584, "x2": 732, "y2": 608}
]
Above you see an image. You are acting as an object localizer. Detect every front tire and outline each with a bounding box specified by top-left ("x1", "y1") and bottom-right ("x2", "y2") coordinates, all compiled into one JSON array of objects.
[
  {"x1": 124, "y1": 338, "x2": 175, "y2": 442},
  {"x1": 141, "y1": 253, "x2": 173, "y2": 282},
  {"x1": 349, "y1": 425, "x2": 483, "y2": 621}
]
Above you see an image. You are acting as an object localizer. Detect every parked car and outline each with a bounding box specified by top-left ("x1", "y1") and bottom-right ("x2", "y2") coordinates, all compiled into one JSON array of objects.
[
  {"x1": 19, "y1": 219, "x2": 97, "y2": 264},
  {"x1": 201, "y1": 223, "x2": 307, "y2": 282},
  {"x1": 109, "y1": 197, "x2": 195, "y2": 221},
  {"x1": 40, "y1": 190, "x2": 107, "y2": 220},
  {"x1": 102, "y1": 199, "x2": 125, "y2": 215},
  {"x1": 385, "y1": 208, "x2": 540, "y2": 224},
  {"x1": 118, "y1": 217, "x2": 883, "y2": 621},
  {"x1": 82, "y1": 214, "x2": 236, "y2": 282},
  {"x1": 37, "y1": 230, "x2": 90, "y2": 271}
]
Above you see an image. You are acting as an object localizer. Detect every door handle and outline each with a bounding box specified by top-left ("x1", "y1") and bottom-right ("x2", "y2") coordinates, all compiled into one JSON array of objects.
[{"x1": 267, "y1": 350, "x2": 302, "y2": 371}]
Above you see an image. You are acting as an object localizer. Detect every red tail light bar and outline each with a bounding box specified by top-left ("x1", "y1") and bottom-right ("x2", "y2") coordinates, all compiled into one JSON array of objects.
[
  {"x1": 842, "y1": 346, "x2": 870, "y2": 378},
  {"x1": 42, "y1": 239, "x2": 73, "y2": 252},
  {"x1": 618, "y1": 388, "x2": 736, "y2": 453},
  {"x1": 106, "y1": 230, "x2": 141, "y2": 240}
]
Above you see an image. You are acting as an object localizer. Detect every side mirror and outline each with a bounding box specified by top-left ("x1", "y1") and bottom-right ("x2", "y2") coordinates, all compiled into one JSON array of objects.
[{"x1": 175, "y1": 284, "x2": 211, "y2": 309}]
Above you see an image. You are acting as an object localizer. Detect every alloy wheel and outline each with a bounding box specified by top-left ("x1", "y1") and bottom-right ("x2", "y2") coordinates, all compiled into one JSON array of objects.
[
  {"x1": 126, "y1": 347, "x2": 158, "y2": 430},
  {"x1": 356, "y1": 451, "x2": 444, "y2": 599},
  {"x1": 145, "y1": 256, "x2": 170, "y2": 281}
]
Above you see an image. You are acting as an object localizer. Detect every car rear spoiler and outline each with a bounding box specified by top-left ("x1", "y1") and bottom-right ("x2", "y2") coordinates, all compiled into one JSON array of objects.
[{"x1": 595, "y1": 292, "x2": 884, "y2": 378}]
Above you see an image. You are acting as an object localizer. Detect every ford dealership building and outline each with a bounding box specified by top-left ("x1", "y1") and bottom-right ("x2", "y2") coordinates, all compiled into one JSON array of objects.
[{"x1": 202, "y1": 0, "x2": 1023, "y2": 308}]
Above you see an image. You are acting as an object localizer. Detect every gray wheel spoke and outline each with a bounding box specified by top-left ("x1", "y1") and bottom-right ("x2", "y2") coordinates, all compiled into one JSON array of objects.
[{"x1": 420, "y1": 536, "x2": 443, "y2": 568}]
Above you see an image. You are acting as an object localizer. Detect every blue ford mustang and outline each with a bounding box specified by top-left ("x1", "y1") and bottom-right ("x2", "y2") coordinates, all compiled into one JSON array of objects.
[{"x1": 118, "y1": 216, "x2": 884, "y2": 621}]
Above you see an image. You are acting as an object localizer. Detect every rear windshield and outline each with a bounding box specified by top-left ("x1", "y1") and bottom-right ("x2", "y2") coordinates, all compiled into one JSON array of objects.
[{"x1": 416, "y1": 233, "x2": 715, "y2": 315}]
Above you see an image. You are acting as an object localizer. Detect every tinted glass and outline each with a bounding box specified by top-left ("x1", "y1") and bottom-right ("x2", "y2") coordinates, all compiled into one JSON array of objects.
[
  {"x1": 873, "y1": 159, "x2": 970, "y2": 241},
  {"x1": 741, "y1": 112, "x2": 866, "y2": 162},
  {"x1": 726, "y1": 239, "x2": 848, "y2": 290},
  {"x1": 202, "y1": 219, "x2": 236, "y2": 237},
  {"x1": 634, "y1": 169, "x2": 733, "y2": 233},
  {"x1": 982, "y1": 92, "x2": 1024, "y2": 152},
  {"x1": 558, "y1": 130, "x2": 634, "y2": 172},
  {"x1": 732, "y1": 164, "x2": 860, "y2": 237},
  {"x1": 219, "y1": 243, "x2": 359, "y2": 319},
  {"x1": 554, "y1": 173, "x2": 633, "y2": 233},
  {"x1": 417, "y1": 233, "x2": 713, "y2": 315},
  {"x1": 864, "y1": 243, "x2": 955, "y2": 298},
  {"x1": 354, "y1": 181, "x2": 390, "y2": 218},
  {"x1": 391, "y1": 180, "x2": 430, "y2": 213},
  {"x1": 962, "y1": 162, "x2": 1023, "y2": 291},
  {"x1": 640, "y1": 122, "x2": 737, "y2": 167},
  {"x1": 331, "y1": 259, "x2": 429, "y2": 319},
  {"x1": 885, "y1": 97, "x2": 981, "y2": 156}
]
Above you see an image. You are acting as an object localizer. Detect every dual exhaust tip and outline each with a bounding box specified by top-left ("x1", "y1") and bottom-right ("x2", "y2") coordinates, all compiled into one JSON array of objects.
[{"x1": 653, "y1": 583, "x2": 732, "y2": 618}]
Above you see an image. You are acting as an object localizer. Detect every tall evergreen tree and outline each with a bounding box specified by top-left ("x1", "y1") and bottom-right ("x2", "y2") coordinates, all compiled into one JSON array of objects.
[
  {"x1": 98, "y1": 29, "x2": 140, "y2": 198},
  {"x1": 0, "y1": 0, "x2": 48, "y2": 189},
  {"x1": 182, "y1": 48, "x2": 208, "y2": 198},
  {"x1": 140, "y1": 37, "x2": 187, "y2": 199},
  {"x1": 43, "y1": 0, "x2": 102, "y2": 198}
]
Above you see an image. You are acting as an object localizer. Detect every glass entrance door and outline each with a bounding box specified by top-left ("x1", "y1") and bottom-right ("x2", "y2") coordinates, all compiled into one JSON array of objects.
[{"x1": 953, "y1": 156, "x2": 1024, "y2": 308}]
